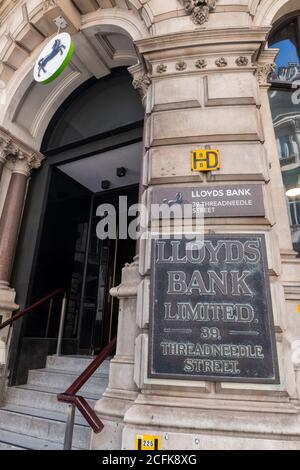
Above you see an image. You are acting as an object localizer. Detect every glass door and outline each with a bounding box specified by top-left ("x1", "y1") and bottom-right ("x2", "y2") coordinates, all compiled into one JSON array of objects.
[{"x1": 78, "y1": 186, "x2": 138, "y2": 355}]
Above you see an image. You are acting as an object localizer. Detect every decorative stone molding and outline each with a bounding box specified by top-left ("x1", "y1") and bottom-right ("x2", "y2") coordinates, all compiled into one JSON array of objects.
[
  {"x1": 0, "y1": 0, "x2": 19, "y2": 25},
  {"x1": 215, "y1": 57, "x2": 227, "y2": 68},
  {"x1": 0, "y1": 136, "x2": 12, "y2": 165},
  {"x1": 0, "y1": 126, "x2": 44, "y2": 176},
  {"x1": 181, "y1": 0, "x2": 216, "y2": 26},
  {"x1": 7, "y1": 150, "x2": 44, "y2": 176},
  {"x1": 256, "y1": 62, "x2": 276, "y2": 86},
  {"x1": 129, "y1": 62, "x2": 151, "y2": 104},
  {"x1": 236, "y1": 56, "x2": 249, "y2": 67},
  {"x1": 132, "y1": 74, "x2": 152, "y2": 101},
  {"x1": 43, "y1": 0, "x2": 58, "y2": 12},
  {"x1": 195, "y1": 59, "x2": 207, "y2": 69},
  {"x1": 156, "y1": 64, "x2": 167, "y2": 74},
  {"x1": 176, "y1": 61, "x2": 187, "y2": 71}
]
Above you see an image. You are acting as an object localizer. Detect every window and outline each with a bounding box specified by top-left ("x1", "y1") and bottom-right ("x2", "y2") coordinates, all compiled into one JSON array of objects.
[
  {"x1": 269, "y1": 17, "x2": 300, "y2": 84},
  {"x1": 268, "y1": 15, "x2": 300, "y2": 255},
  {"x1": 41, "y1": 68, "x2": 144, "y2": 152}
]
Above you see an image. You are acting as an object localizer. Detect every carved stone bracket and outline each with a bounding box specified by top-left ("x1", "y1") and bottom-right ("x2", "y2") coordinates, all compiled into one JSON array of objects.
[
  {"x1": 181, "y1": 0, "x2": 216, "y2": 25},
  {"x1": 129, "y1": 63, "x2": 152, "y2": 104},
  {"x1": 132, "y1": 74, "x2": 152, "y2": 101}
]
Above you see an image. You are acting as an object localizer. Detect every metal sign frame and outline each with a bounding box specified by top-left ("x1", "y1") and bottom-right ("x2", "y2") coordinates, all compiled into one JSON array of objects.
[{"x1": 148, "y1": 234, "x2": 280, "y2": 384}]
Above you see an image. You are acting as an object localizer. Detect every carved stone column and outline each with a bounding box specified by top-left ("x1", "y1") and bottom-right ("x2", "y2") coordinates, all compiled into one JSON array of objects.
[
  {"x1": 255, "y1": 51, "x2": 293, "y2": 250},
  {"x1": 130, "y1": 63, "x2": 151, "y2": 256},
  {"x1": 0, "y1": 152, "x2": 43, "y2": 285},
  {"x1": 0, "y1": 132, "x2": 43, "y2": 403}
]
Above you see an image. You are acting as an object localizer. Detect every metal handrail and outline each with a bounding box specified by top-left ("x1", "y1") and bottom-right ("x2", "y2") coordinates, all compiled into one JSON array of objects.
[
  {"x1": 57, "y1": 336, "x2": 117, "y2": 450},
  {"x1": 0, "y1": 289, "x2": 65, "y2": 331}
]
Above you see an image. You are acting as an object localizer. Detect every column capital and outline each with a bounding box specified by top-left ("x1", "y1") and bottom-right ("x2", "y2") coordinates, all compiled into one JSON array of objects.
[
  {"x1": 7, "y1": 148, "x2": 44, "y2": 176},
  {"x1": 255, "y1": 48, "x2": 278, "y2": 89},
  {"x1": 0, "y1": 126, "x2": 44, "y2": 176},
  {"x1": 0, "y1": 136, "x2": 12, "y2": 166},
  {"x1": 256, "y1": 62, "x2": 276, "y2": 87},
  {"x1": 129, "y1": 63, "x2": 152, "y2": 105}
]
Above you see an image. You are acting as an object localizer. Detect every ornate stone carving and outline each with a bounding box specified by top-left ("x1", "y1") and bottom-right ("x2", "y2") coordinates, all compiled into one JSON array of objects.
[
  {"x1": 0, "y1": 137, "x2": 12, "y2": 164},
  {"x1": 132, "y1": 74, "x2": 152, "y2": 100},
  {"x1": 181, "y1": 0, "x2": 216, "y2": 25},
  {"x1": 110, "y1": 256, "x2": 140, "y2": 299},
  {"x1": 236, "y1": 56, "x2": 249, "y2": 67},
  {"x1": 176, "y1": 61, "x2": 187, "y2": 71},
  {"x1": 43, "y1": 0, "x2": 57, "y2": 12},
  {"x1": 0, "y1": 129, "x2": 44, "y2": 174},
  {"x1": 181, "y1": 0, "x2": 217, "y2": 25},
  {"x1": 156, "y1": 64, "x2": 167, "y2": 74},
  {"x1": 195, "y1": 59, "x2": 207, "y2": 69},
  {"x1": 215, "y1": 57, "x2": 227, "y2": 68},
  {"x1": 7, "y1": 149, "x2": 44, "y2": 175},
  {"x1": 256, "y1": 63, "x2": 276, "y2": 86}
]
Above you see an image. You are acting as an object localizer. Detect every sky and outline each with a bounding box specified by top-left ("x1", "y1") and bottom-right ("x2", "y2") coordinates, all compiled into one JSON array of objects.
[{"x1": 271, "y1": 39, "x2": 300, "y2": 67}]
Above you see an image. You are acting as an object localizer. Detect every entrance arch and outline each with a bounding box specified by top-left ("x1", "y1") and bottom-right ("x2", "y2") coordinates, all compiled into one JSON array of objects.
[
  {"x1": 253, "y1": 0, "x2": 300, "y2": 26},
  {"x1": 0, "y1": 3, "x2": 150, "y2": 388},
  {"x1": 9, "y1": 62, "x2": 144, "y2": 384},
  {"x1": 0, "y1": 14, "x2": 149, "y2": 150}
]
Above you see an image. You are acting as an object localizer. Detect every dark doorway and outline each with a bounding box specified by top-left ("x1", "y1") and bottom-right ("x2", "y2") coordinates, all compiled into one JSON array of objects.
[
  {"x1": 24, "y1": 169, "x2": 138, "y2": 356},
  {"x1": 78, "y1": 186, "x2": 138, "y2": 354}
]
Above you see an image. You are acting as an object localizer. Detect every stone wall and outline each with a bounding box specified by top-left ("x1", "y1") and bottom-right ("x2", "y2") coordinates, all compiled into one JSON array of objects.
[{"x1": 0, "y1": 0, "x2": 299, "y2": 449}]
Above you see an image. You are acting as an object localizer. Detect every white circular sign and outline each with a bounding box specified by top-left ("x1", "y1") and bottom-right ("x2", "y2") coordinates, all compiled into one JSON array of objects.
[{"x1": 34, "y1": 33, "x2": 74, "y2": 84}]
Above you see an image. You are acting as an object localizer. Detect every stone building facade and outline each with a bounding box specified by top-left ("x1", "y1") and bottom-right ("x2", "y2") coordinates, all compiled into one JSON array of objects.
[{"x1": 0, "y1": 0, "x2": 299, "y2": 450}]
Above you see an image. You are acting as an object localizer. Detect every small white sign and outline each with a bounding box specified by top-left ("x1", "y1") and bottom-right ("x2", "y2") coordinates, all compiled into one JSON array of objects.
[{"x1": 34, "y1": 33, "x2": 74, "y2": 84}]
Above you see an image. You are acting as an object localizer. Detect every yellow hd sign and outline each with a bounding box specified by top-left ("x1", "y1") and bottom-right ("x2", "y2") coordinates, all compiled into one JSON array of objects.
[
  {"x1": 191, "y1": 149, "x2": 220, "y2": 172},
  {"x1": 135, "y1": 434, "x2": 161, "y2": 451}
]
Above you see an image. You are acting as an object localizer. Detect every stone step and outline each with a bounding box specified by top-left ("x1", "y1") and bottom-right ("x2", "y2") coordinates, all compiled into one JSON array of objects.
[
  {"x1": 46, "y1": 355, "x2": 110, "y2": 376},
  {"x1": 6, "y1": 385, "x2": 98, "y2": 414},
  {"x1": 0, "y1": 442, "x2": 23, "y2": 450},
  {"x1": 27, "y1": 368, "x2": 108, "y2": 395},
  {"x1": 0, "y1": 428, "x2": 79, "y2": 450},
  {"x1": 0, "y1": 355, "x2": 110, "y2": 450},
  {"x1": 0, "y1": 405, "x2": 91, "y2": 449}
]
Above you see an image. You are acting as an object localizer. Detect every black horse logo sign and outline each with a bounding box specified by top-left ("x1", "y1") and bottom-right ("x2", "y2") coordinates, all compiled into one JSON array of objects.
[
  {"x1": 38, "y1": 39, "x2": 66, "y2": 77},
  {"x1": 163, "y1": 192, "x2": 187, "y2": 207}
]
